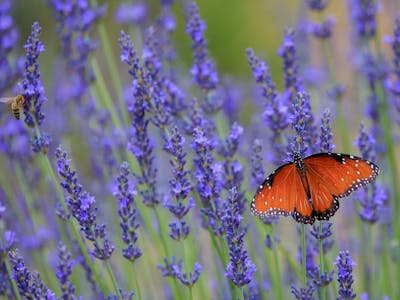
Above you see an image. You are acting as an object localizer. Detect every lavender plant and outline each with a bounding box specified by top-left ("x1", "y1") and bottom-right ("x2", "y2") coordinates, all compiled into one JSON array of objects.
[{"x1": 0, "y1": 1, "x2": 399, "y2": 299}]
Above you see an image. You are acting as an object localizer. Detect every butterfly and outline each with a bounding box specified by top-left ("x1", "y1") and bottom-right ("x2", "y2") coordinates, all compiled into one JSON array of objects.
[{"x1": 251, "y1": 152, "x2": 379, "y2": 224}]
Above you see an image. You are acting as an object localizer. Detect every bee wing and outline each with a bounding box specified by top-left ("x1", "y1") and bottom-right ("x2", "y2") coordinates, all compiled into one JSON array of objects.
[{"x1": 0, "y1": 97, "x2": 13, "y2": 104}]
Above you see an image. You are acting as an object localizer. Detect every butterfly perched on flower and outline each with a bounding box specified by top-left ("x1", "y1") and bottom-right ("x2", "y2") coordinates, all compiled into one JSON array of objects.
[{"x1": 251, "y1": 152, "x2": 379, "y2": 224}]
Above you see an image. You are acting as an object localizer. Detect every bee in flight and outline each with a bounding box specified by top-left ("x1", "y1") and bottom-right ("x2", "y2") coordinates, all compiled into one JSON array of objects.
[{"x1": 0, "y1": 94, "x2": 26, "y2": 120}]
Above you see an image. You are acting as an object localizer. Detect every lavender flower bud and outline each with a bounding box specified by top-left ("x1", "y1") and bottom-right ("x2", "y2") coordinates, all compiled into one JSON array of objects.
[
  {"x1": 278, "y1": 29, "x2": 303, "y2": 101},
  {"x1": 56, "y1": 146, "x2": 114, "y2": 260},
  {"x1": 114, "y1": 1, "x2": 147, "y2": 25},
  {"x1": 306, "y1": 0, "x2": 330, "y2": 10},
  {"x1": 309, "y1": 17, "x2": 335, "y2": 39},
  {"x1": 20, "y1": 22, "x2": 46, "y2": 128},
  {"x1": 289, "y1": 91, "x2": 317, "y2": 157},
  {"x1": 0, "y1": 0, "x2": 23, "y2": 93},
  {"x1": 246, "y1": 48, "x2": 289, "y2": 163},
  {"x1": 56, "y1": 243, "x2": 77, "y2": 300},
  {"x1": 119, "y1": 31, "x2": 159, "y2": 207},
  {"x1": 335, "y1": 251, "x2": 356, "y2": 299},
  {"x1": 115, "y1": 162, "x2": 142, "y2": 262},
  {"x1": 350, "y1": 0, "x2": 377, "y2": 39},
  {"x1": 8, "y1": 250, "x2": 56, "y2": 299},
  {"x1": 319, "y1": 109, "x2": 334, "y2": 152},
  {"x1": 291, "y1": 283, "x2": 315, "y2": 300},
  {"x1": 185, "y1": 2, "x2": 219, "y2": 92},
  {"x1": 223, "y1": 188, "x2": 256, "y2": 286},
  {"x1": 49, "y1": 0, "x2": 105, "y2": 100},
  {"x1": 250, "y1": 139, "x2": 265, "y2": 188}
]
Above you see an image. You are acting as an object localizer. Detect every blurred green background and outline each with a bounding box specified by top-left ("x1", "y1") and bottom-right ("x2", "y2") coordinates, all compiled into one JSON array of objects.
[{"x1": 10, "y1": 0, "x2": 399, "y2": 90}]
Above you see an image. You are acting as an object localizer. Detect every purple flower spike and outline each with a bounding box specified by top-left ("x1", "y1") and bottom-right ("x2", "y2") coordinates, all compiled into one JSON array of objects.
[
  {"x1": 56, "y1": 146, "x2": 114, "y2": 260},
  {"x1": 289, "y1": 92, "x2": 316, "y2": 157},
  {"x1": 224, "y1": 188, "x2": 256, "y2": 287},
  {"x1": 56, "y1": 243, "x2": 77, "y2": 300},
  {"x1": 310, "y1": 221, "x2": 333, "y2": 241},
  {"x1": 219, "y1": 122, "x2": 246, "y2": 212},
  {"x1": 307, "y1": 0, "x2": 330, "y2": 11},
  {"x1": 307, "y1": 266, "x2": 334, "y2": 291},
  {"x1": 309, "y1": 17, "x2": 335, "y2": 40},
  {"x1": 20, "y1": 22, "x2": 46, "y2": 128},
  {"x1": 185, "y1": 2, "x2": 221, "y2": 113},
  {"x1": 356, "y1": 183, "x2": 388, "y2": 224},
  {"x1": 0, "y1": 230, "x2": 15, "y2": 255},
  {"x1": 50, "y1": 0, "x2": 106, "y2": 100},
  {"x1": 349, "y1": 0, "x2": 376, "y2": 39},
  {"x1": 250, "y1": 139, "x2": 265, "y2": 188},
  {"x1": 278, "y1": 29, "x2": 303, "y2": 101},
  {"x1": 114, "y1": 162, "x2": 142, "y2": 262},
  {"x1": 306, "y1": 0, "x2": 330, "y2": 10},
  {"x1": 164, "y1": 127, "x2": 192, "y2": 201},
  {"x1": 354, "y1": 124, "x2": 388, "y2": 223},
  {"x1": 8, "y1": 250, "x2": 56, "y2": 299},
  {"x1": 119, "y1": 31, "x2": 159, "y2": 207},
  {"x1": 355, "y1": 123, "x2": 375, "y2": 161},
  {"x1": 114, "y1": 1, "x2": 147, "y2": 25},
  {"x1": 108, "y1": 289, "x2": 135, "y2": 300},
  {"x1": 168, "y1": 220, "x2": 190, "y2": 241},
  {"x1": 186, "y1": 2, "x2": 219, "y2": 91},
  {"x1": 191, "y1": 127, "x2": 224, "y2": 235},
  {"x1": 246, "y1": 48, "x2": 289, "y2": 163},
  {"x1": 0, "y1": 0, "x2": 23, "y2": 93},
  {"x1": 335, "y1": 251, "x2": 356, "y2": 300},
  {"x1": 163, "y1": 126, "x2": 194, "y2": 220},
  {"x1": 291, "y1": 284, "x2": 315, "y2": 300},
  {"x1": 158, "y1": 256, "x2": 182, "y2": 278},
  {"x1": 391, "y1": 18, "x2": 400, "y2": 82},
  {"x1": 174, "y1": 262, "x2": 202, "y2": 287},
  {"x1": 31, "y1": 132, "x2": 51, "y2": 154},
  {"x1": 386, "y1": 17, "x2": 400, "y2": 123},
  {"x1": 319, "y1": 108, "x2": 334, "y2": 152},
  {"x1": 1, "y1": 229, "x2": 16, "y2": 296},
  {"x1": 0, "y1": 122, "x2": 32, "y2": 162},
  {"x1": 158, "y1": 257, "x2": 202, "y2": 287}
]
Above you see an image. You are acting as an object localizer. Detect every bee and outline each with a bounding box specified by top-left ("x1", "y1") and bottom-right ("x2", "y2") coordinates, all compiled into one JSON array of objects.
[{"x1": 0, "y1": 94, "x2": 26, "y2": 120}]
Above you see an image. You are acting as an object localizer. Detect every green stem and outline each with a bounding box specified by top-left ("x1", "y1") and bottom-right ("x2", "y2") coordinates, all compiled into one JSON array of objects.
[
  {"x1": 14, "y1": 161, "x2": 65, "y2": 289},
  {"x1": 380, "y1": 226, "x2": 394, "y2": 298},
  {"x1": 89, "y1": 0, "x2": 130, "y2": 125},
  {"x1": 90, "y1": 59, "x2": 125, "y2": 131},
  {"x1": 0, "y1": 161, "x2": 32, "y2": 234},
  {"x1": 301, "y1": 224, "x2": 307, "y2": 286},
  {"x1": 152, "y1": 207, "x2": 182, "y2": 299},
  {"x1": 368, "y1": 225, "x2": 374, "y2": 299},
  {"x1": 133, "y1": 268, "x2": 142, "y2": 300},
  {"x1": 208, "y1": 231, "x2": 230, "y2": 299},
  {"x1": 277, "y1": 243, "x2": 302, "y2": 279},
  {"x1": 266, "y1": 225, "x2": 283, "y2": 300},
  {"x1": 360, "y1": 224, "x2": 368, "y2": 293},
  {"x1": 105, "y1": 260, "x2": 121, "y2": 298},
  {"x1": 376, "y1": 80, "x2": 400, "y2": 222},
  {"x1": 153, "y1": 207, "x2": 170, "y2": 258},
  {"x1": 188, "y1": 286, "x2": 193, "y2": 300},
  {"x1": 318, "y1": 222, "x2": 324, "y2": 272},
  {"x1": 318, "y1": 221, "x2": 325, "y2": 300},
  {"x1": 319, "y1": 25, "x2": 350, "y2": 152},
  {"x1": 369, "y1": 32, "x2": 399, "y2": 294}
]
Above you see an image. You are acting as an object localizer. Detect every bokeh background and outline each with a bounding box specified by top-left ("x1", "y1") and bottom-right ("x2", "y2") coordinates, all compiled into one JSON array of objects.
[{"x1": 1, "y1": 0, "x2": 400, "y2": 299}]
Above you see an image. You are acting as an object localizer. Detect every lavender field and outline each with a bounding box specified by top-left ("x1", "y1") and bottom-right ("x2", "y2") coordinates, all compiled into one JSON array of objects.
[{"x1": 1, "y1": 0, "x2": 399, "y2": 299}]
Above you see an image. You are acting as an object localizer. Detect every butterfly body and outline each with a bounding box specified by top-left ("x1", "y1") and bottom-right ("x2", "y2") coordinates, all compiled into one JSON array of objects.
[{"x1": 251, "y1": 152, "x2": 379, "y2": 224}]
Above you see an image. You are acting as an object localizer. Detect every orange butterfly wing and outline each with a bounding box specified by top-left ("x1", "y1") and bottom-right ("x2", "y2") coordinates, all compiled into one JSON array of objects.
[
  {"x1": 304, "y1": 153, "x2": 379, "y2": 220},
  {"x1": 251, "y1": 163, "x2": 315, "y2": 224}
]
